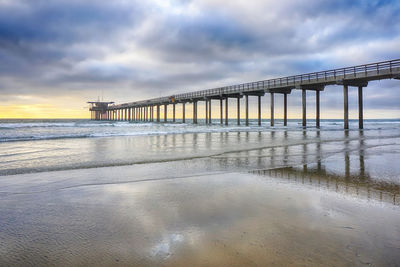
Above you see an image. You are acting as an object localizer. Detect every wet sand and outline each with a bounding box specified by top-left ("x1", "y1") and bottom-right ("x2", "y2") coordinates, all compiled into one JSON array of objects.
[{"x1": 0, "y1": 129, "x2": 399, "y2": 266}]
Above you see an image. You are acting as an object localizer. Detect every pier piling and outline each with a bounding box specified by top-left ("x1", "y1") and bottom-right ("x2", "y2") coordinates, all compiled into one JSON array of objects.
[{"x1": 343, "y1": 85, "x2": 349, "y2": 130}]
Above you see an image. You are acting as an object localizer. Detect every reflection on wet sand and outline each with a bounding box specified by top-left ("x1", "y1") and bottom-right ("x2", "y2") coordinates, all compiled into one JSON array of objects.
[
  {"x1": 253, "y1": 130, "x2": 400, "y2": 206},
  {"x1": 254, "y1": 163, "x2": 399, "y2": 206}
]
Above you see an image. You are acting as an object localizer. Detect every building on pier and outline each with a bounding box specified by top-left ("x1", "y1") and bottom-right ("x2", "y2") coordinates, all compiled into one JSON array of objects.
[{"x1": 88, "y1": 101, "x2": 114, "y2": 120}]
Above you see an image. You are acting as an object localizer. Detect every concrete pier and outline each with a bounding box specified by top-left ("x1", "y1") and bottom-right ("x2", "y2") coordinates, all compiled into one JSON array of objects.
[
  {"x1": 358, "y1": 86, "x2": 363, "y2": 129},
  {"x1": 220, "y1": 99, "x2": 223, "y2": 125},
  {"x1": 173, "y1": 103, "x2": 176, "y2": 122},
  {"x1": 343, "y1": 85, "x2": 349, "y2": 130},
  {"x1": 205, "y1": 100, "x2": 208, "y2": 124},
  {"x1": 270, "y1": 93, "x2": 274, "y2": 127},
  {"x1": 302, "y1": 90, "x2": 306, "y2": 127},
  {"x1": 95, "y1": 59, "x2": 400, "y2": 130},
  {"x1": 193, "y1": 101, "x2": 197, "y2": 124},
  {"x1": 225, "y1": 98, "x2": 228, "y2": 125},
  {"x1": 237, "y1": 97, "x2": 240, "y2": 125},
  {"x1": 284, "y1": 93, "x2": 287, "y2": 126},
  {"x1": 157, "y1": 105, "x2": 160, "y2": 122},
  {"x1": 182, "y1": 103, "x2": 186, "y2": 123},
  {"x1": 208, "y1": 100, "x2": 212, "y2": 124},
  {"x1": 316, "y1": 91, "x2": 320, "y2": 128},
  {"x1": 258, "y1": 95, "x2": 262, "y2": 126},
  {"x1": 164, "y1": 104, "x2": 167, "y2": 122},
  {"x1": 245, "y1": 95, "x2": 249, "y2": 126}
]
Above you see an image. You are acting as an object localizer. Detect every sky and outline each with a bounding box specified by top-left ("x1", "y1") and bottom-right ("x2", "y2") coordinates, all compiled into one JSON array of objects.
[{"x1": 0, "y1": 0, "x2": 399, "y2": 119}]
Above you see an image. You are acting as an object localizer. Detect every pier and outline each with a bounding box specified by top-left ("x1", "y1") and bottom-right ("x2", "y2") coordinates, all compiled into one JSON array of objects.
[{"x1": 89, "y1": 59, "x2": 400, "y2": 129}]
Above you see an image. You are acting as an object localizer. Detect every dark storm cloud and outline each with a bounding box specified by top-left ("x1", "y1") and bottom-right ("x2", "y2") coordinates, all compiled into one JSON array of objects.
[{"x1": 0, "y1": 0, "x2": 399, "y2": 112}]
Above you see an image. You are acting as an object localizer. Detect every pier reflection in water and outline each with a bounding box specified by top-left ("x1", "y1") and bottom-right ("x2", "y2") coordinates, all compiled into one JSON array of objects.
[{"x1": 251, "y1": 131, "x2": 399, "y2": 206}]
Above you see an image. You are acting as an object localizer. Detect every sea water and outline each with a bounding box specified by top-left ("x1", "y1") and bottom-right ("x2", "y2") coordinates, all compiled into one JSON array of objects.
[{"x1": 0, "y1": 119, "x2": 399, "y2": 265}]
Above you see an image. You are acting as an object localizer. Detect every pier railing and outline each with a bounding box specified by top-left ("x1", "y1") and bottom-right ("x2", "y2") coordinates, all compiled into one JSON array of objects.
[
  {"x1": 173, "y1": 59, "x2": 400, "y2": 101},
  {"x1": 109, "y1": 59, "x2": 399, "y2": 108}
]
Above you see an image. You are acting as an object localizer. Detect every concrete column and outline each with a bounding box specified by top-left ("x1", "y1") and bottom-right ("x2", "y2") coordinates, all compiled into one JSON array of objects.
[
  {"x1": 205, "y1": 100, "x2": 208, "y2": 124},
  {"x1": 358, "y1": 86, "x2": 363, "y2": 129},
  {"x1": 208, "y1": 100, "x2": 212, "y2": 124},
  {"x1": 151, "y1": 106, "x2": 154, "y2": 122},
  {"x1": 237, "y1": 97, "x2": 240, "y2": 125},
  {"x1": 258, "y1": 95, "x2": 262, "y2": 126},
  {"x1": 128, "y1": 108, "x2": 130, "y2": 121},
  {"x1": 157, "y1": 105, "x2": 160, "y2": 122},
  {"x1": 257, "y1": 95, "x2": 261, "y2": 126},
  {"x1": 302, "y1": 89, "x2": 306, "y2": 127},
  {"x1": 182, "y1": 103, "x2": 186, "y2": 123},
  {"x1": 220, "y1": 99, "x2": 223, "y2": 124},
  {"x1": 193, "y1": 101, "x2": 197, "y2": 124},
  {"x1": 132, "y1": 108, "x2": 135, "y2": 121},
  {"x1": 225, "y1": 98, "x2": 229, "y2": 125},
  {"x1": 164, "y1": 104, "x2": 167, "y2": 122},
  {"x1": 173, "y1": 103, "x2": 176, "y2": 122},
  {"x1": 245, "y1": 95, "x2": 249, "y2": 126},
  {"x1": 344, "y1": 85, "x2": 349, "y2": 130},
  {"x1": 284, "y1": 93, "x2": 287, "y2": 126},
  {"x1": 270, "y1": 93, "x2": 274, "y2": 126},
  {"x1": 316, "y1": 90, "x2": 320, "y2": 128}
]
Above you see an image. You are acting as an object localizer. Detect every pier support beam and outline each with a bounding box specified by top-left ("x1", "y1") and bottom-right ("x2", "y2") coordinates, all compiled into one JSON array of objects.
[
  {"x1": 205, "y1": 100, "x2": 208, "y2": 124},
  {"x1": 270, "y1": 93, "x2": 274, "y2": 126},
  {"x1": 284, "y1": 93, "x2": 287, "y2": 126},
  {"x1": 208, "y1": 100, "x2": 212, "y2": 124},
  {"x1": 237, "y1": 97, "x2": 240, "y2": 125},
  {"x1": 182, "y1": 103, "x2": 186, "y2": 123},
  {"x1": 173, "y1": 103, "x2": 176, "y2": 122},
  {"x1": 316, "y1": 90, "x2": 320, "y2": 128},
  {"x1": 225, "y1": 98, "x2": 229, "y2": 125},
  {"x1": 343, "y1": 85, "x2": 349, "y2": 130},
  {"x1": 302, "y1": 90, "x2": 306, "y2": 127},
  {"x1": 220, "y1": 99, "x2": 223, "y2": 124},
  {"x1": 193, "y1": 101, "x2": 198, "y2": 124},
  {"x1": 128, "y1": 108, "x2": 131, "y2": 121},
  {"x1": 157, "y1": 105, "x2": 160, "y2": 122},
  {"x1": 358, "y1": 86, "x2": 363, "y2": 129},
  {"x1": 245, "y1": 95, "x2": 249, "y2": 126},
  {"x1": 164, "y1": 104, "x2": 167, "y2": 122},
  {"x1": 258, "y1": 95, "x2": 262, "y2": 126}
]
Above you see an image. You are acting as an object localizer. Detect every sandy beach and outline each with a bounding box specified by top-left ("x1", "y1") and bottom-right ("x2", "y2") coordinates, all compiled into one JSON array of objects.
[{"x1": 0, "y1": 120, "x2": 399, "y2": 266}]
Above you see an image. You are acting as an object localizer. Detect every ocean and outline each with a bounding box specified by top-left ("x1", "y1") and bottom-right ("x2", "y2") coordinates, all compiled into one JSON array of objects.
[{"x1": 0, "y1": 118, "x2": 399, "y2": 265}]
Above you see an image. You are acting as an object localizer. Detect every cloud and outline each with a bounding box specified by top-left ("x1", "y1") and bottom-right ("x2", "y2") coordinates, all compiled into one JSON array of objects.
[{"x1": 0, "y1": 0, "x2": 399, "y2": 117}]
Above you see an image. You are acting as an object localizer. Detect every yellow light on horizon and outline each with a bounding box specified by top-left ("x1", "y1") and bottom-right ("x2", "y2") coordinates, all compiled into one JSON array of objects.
[{"x1": 0, "y1": 104, "x2": 89, "y2": 119}]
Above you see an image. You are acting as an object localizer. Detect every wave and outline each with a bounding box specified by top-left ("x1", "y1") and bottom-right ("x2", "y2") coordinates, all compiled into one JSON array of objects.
[{"x1": 1, "y1": 119, "x2": 400, "y2": 143}]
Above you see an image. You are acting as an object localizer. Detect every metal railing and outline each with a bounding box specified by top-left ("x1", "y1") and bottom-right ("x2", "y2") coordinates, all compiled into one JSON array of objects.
[{"x1": 111, "y1": 59, "x2": 400, "y2": 108}]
